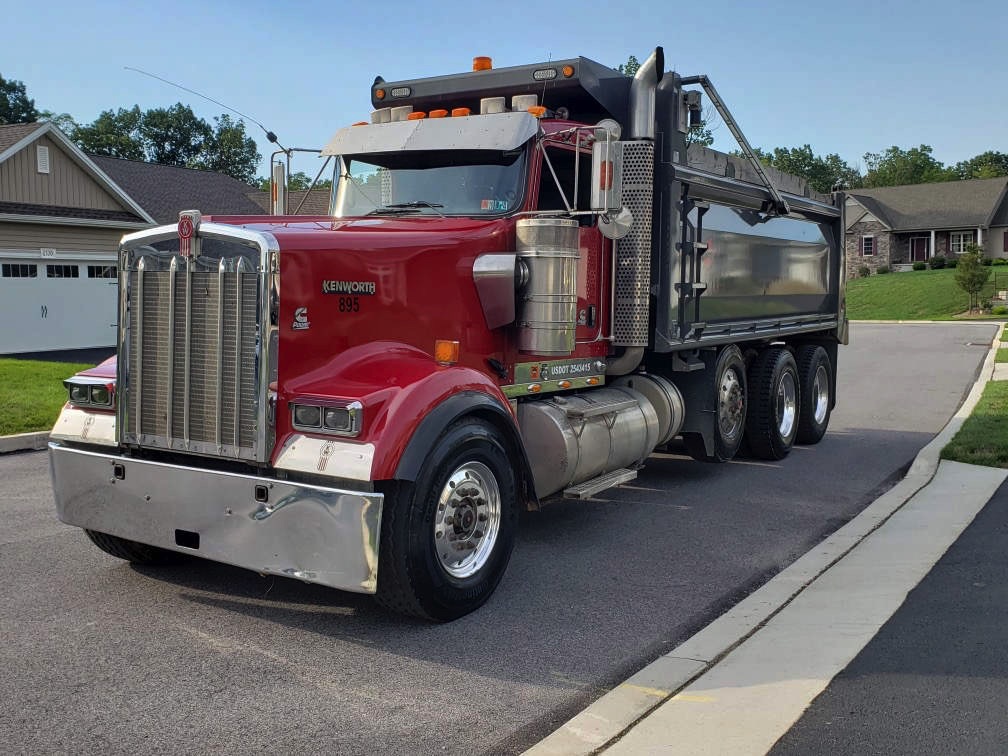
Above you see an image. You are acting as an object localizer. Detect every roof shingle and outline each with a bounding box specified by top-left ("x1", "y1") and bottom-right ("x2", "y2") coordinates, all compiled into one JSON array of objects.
[
  {"x1": 849, "y1": 177, "x2": 1008, "y2": 231},
  {"x1": 0, "y1": 122, "x2": 45, "y2": 154},
  {"x1": 89, "y1": 156, "x2": 265, "y2": 224}
]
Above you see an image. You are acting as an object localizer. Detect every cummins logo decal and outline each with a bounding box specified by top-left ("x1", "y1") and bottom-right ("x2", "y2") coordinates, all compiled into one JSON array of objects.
[
  {"x1": 293, "y1": 306, "x2": 310, "y2": 330},
  {"x1": 322, "y1": 280, "x2": 376, "y2": 295}
]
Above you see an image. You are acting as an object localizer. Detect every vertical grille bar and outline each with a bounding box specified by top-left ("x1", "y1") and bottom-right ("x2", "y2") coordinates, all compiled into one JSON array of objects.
[
  {"x1": 183, "y1": 260, "x2": 193, "y2": 446},
  {"x1": 216, "y1": 258, "x2": 226, "y2": 450},
  {"x1": 166, "y1": 256, "x2": 178, "y2": 446},
  {"x1": 135, "y1": 257, "x2": 145, "y2": 436},
  {"x1": 234, "y1": 258, "x2": 249, "y2": 447}
]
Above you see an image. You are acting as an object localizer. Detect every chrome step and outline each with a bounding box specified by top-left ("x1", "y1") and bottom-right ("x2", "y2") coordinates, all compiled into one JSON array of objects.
[{"x1": 563, "y1": 468, "x2": 637, "y2": 499}]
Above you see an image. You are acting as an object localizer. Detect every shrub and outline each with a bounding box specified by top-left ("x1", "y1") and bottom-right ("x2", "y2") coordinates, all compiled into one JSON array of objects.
[
  {"x1": 912, "y1": 261, "x2": 927, "y2": 271},
  {"x1": 994, "y1": 258, "x2": 1007, "y2": 266},
  {"x1": 947, "y1": 258, "x2": 958, "y2": 268},
  {"x1": 877, "y1": 265, "x2": 890, "y2": 274},
  {"x1": 929, "y1": 255, "x2": 946, "y2": 269},
  {"x1": 857, "y1": 265, "x2": 871, "y2": 278},
  {"x1": 983, "y1": 257, "x2": 994, "y2": 266},
  {"x1": 992, "y1": 305, "x2": 1008, "y2": 316}
]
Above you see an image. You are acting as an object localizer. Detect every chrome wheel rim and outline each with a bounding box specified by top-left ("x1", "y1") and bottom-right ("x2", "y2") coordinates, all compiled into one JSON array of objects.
[
  {"x1": 777, "y1": 371, "x2": 797, "y2": 438},
  {"x1": 812, "y1": 364, "x2": 829, "y2": 424},
  {"x1": 434, "y1": 461, "x2": 501, "y2": 579},
  {"x1": 718, "y1": 367, "x2": 745, "y2": 442}
]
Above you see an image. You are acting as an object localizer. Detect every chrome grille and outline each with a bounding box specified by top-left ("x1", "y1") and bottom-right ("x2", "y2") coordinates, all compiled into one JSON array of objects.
[{"x1": 120, "y1": 231, "x2": 269, "y2": 462}]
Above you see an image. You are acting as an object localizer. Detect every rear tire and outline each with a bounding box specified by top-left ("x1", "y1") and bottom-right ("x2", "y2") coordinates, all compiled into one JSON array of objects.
[
  {"x1": 796, "y1": 345, "x2": 832, "y2": 445},
  {"x1": 84, "y1": 530, "x2": 175, "y2": 565},
  {"x1": 685, "y1": 345, "x2": 747, "y2": 463},
  {"x1": 745, "y1": 348, "x2": 799, "y2": 460},
  {"x1": 376, "y1": 418, "x2": 519, "y2": 621}
]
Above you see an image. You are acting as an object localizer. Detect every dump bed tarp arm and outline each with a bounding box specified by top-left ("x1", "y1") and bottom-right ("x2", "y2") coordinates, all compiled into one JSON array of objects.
[{"x1": 679, "y1": 74, "x2": 790, "y2": 216}]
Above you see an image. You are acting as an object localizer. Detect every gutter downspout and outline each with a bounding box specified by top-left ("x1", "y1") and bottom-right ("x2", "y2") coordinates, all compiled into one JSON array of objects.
[{"x1": 607, "y1": 47, "x2": 663, "y2": 377}]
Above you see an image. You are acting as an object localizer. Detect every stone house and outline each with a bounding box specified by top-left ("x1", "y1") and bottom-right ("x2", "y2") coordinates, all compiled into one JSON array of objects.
[{"x1": 845, "y1": 177, "x2": 1008, "y2": 275}]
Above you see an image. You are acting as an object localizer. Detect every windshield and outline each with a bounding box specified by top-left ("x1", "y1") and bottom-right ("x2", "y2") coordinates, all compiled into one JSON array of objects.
[{"x1": 332, "y1": 149, "x2": 527, "y2": 218}]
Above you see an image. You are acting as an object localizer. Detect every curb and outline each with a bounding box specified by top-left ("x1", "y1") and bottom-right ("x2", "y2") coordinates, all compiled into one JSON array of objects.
[
  {"x1": 525, "y1": 323, "x2": 1002, "y2": 756},
  {"x1": 0, "y1": 431, "x2": 50, "y2": 455}
]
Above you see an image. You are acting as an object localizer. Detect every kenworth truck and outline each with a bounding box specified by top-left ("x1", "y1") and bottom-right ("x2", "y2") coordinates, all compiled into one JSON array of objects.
[{"x1": 50, "y1": 48, "x2": 846, "y2": 621}]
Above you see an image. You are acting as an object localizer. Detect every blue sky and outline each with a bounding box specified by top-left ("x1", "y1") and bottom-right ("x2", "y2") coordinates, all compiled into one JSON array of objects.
[{"x1": 5, "y1": 0, "x2": 1006, "y2": 181}]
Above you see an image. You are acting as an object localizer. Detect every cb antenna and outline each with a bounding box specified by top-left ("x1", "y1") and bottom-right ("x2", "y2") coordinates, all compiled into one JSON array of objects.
[{"x1": 124, "y1": 66, "x2": 288, "y2": 153}]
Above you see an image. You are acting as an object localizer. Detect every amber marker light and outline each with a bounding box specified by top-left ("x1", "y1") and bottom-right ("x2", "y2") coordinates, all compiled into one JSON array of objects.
[
  {"x1": 528, "y1": 384, "x2": 542, "y2": 393},
  {"x1": 558, "y1": 380, "x2": 572, "y2": 389},
  {"x1": 429, "y1": 109, "x2": 448, "y2": 118},
  {"x1": 527, "y1": 106, "x2": 547, "y2": 118},
  {"x1": 434, "y1": 339, "x2": 460, "y2": 365},
  {"x1": 352, "y1": 121, "x2": 368, "y2": 126},
  {"x1": 473, "y1": 56, "x2": 493, "y2": 71},
  {"x1": 562, "y1": 64, "x2": 575, "y2": 78},
  {"x1": 586, "y1": 377, "x2": 600, "y2": 385},
  {"x1": 375, "y1": 88, "x2": 386, "y2": 100},
  {"x1": 407, "y1": 111, "x2": 427, "y2": 120},
  {"x1": 451, "y1": 107, "x2": 471, "y2": 117}
]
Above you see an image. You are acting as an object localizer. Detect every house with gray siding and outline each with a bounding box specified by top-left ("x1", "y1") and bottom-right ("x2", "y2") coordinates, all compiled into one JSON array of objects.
[
  {"x1": 845, "y1": 177, "x2": 1008, "y2": 275},
  {"x1": 1, "y1": 123, "x2": 267, "y2": 355},
  {"x1": 0, "y1": 122, "x2": 153, "y2": 354}
]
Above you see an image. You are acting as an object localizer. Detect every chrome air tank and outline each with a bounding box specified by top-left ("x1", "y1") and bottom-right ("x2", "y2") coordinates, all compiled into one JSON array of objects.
[
  {"x1": 518, "y1": 387, "x2": 659, "y2": 498},
  {"x1": 516, "y1": 217, "x2": 579, "y2": 354}
]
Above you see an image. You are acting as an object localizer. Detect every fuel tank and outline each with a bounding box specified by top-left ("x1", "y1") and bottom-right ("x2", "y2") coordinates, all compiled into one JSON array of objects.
[{"x1": 518, "y1": 386, "x2": 659, "y2": 498}]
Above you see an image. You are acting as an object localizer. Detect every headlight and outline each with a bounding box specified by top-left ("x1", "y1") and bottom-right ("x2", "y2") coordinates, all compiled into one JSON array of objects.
[
  {"x1": 64, "y1": 379, "x2": 115, "y2": 409},
  {"x1": 291, "y1": 401, "x2": 361, "y2": 437}
]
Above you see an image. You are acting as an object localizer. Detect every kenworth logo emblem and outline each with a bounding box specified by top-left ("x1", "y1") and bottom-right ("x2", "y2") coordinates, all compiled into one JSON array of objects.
[
  {"x1": 178, "y1": 210, "x2": 201, "y2": 259},
  {"x1": 322, "y1": 280, "x2": 376, "y2": 295}
]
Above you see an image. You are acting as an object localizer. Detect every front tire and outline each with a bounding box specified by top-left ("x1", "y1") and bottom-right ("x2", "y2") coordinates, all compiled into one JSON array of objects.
[
  {"x1": 84, "y1": 530, "x2": 175, "y2": 565},
  {"x1": 376, "y1": 418, "x2": 519, "y2": 621},
  {"x1": 745, "y1": 348, "x2": 799, "y2": 460}
]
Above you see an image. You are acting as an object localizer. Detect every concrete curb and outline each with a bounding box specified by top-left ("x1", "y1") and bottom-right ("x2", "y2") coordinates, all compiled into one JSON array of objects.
[
  {"x1": 0, "y1": 431, "x2": 50, "y2": 455},
  {"x1": 525, "y1": 324, "x2": 1002, "y2": 756}
]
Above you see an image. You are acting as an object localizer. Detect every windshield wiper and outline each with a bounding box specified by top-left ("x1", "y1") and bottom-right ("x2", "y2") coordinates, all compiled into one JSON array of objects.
[{"x1": 367, "y1": 201, "x2": 445, "y2": 217}]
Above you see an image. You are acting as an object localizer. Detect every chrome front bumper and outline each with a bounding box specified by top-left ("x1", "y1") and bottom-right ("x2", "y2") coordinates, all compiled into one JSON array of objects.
[{"x1": 49, "y1": 442, "x2": 384, "y2": 593}]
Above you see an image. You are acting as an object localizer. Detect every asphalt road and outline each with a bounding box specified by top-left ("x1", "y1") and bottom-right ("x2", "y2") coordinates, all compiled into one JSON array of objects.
[
  {"x1": 771, "y1": 477, "x2": 1008, "y2": 755},
  {"x1": 0, "y1": 322, "x2": 997, "y2": 755}
]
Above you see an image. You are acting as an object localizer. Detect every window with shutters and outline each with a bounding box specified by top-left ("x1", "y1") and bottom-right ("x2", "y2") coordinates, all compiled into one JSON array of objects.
[{"x1": 949, "y1": 231, "x2": 974, "y2": 254}]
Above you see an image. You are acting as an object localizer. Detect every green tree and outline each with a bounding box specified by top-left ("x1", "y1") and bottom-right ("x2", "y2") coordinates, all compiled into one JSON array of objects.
[
  {"x1": 38, "y1": 109, "x2": 78, "y2": 134},
  {"x1": 616, "y1": 55, "x2": 640, "y2": 77},
  {"x1": 0, "y1": 75, "x2": 40, "y2": 124},
  {"x1": 954, "y1": 244, "x2": 991, "y2": 313},
  {"x1": 257, "y1": 171, "x2": 333, "y2": 192},
  {"x1": 73, "y1": 104, "x2": 260, "y2": 182},
  {"x1": 72, "y1": 106, "x2": 146, "y2": 160},
  {"x1": 862, "y1": 145, "x2": 955, "y2": 187},
  {"x1": 954, "y1": 151, "x2": 1008, "y2": 180},
  {"x1": 189, "y1": 114, "x2": 260, "y2": 184},
  {"x1": 754, "y1": 144, "x2": 862, "y2": 193}
]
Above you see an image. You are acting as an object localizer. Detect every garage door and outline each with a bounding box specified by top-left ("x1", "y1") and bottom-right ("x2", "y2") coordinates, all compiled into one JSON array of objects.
[{"x1": 0, "y1": 257, "x2": 118, "y2": 354}]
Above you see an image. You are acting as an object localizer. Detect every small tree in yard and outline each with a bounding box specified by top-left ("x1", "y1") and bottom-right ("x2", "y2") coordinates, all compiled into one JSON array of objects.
[{"x1": 955, "y1": 244, "x2": 991, "y2": 313}]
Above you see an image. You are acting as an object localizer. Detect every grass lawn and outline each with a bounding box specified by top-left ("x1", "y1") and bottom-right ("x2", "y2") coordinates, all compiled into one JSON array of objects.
[
  {"x1": 999, "y1": 348, "x2": 1008, "y2": 364},
  {"x1": 0, "y1": 359, "x2": 92, "y2": 435},
  {"x1": 942, "y1": 381, "x2": 1008, "y2": 468},
  {"x1": 846, "y1": 268, "x2": 970, "y2": 320}
]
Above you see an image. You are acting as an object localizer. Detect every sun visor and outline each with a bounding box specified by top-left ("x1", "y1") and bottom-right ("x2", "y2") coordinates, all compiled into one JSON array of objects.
[{"x1": 322, "y1": 111, "x2": 539, "y2": 156}]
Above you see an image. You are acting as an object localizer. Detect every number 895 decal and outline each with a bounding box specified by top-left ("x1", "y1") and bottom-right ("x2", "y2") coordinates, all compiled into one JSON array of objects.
[{"x1": 338, "y1": 296, "x2": 360, "y2": 313}]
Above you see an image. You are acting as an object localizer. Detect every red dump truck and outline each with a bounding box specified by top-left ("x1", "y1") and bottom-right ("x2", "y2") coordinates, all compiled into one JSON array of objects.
[{"x1": 50, "y1": 48, "x2": 846, "y2": 620}]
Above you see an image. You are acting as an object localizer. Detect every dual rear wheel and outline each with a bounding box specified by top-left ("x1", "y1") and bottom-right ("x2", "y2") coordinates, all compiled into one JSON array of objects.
[{"x1": 685, "y1": 344, "x2": 833, "y2": 463}]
